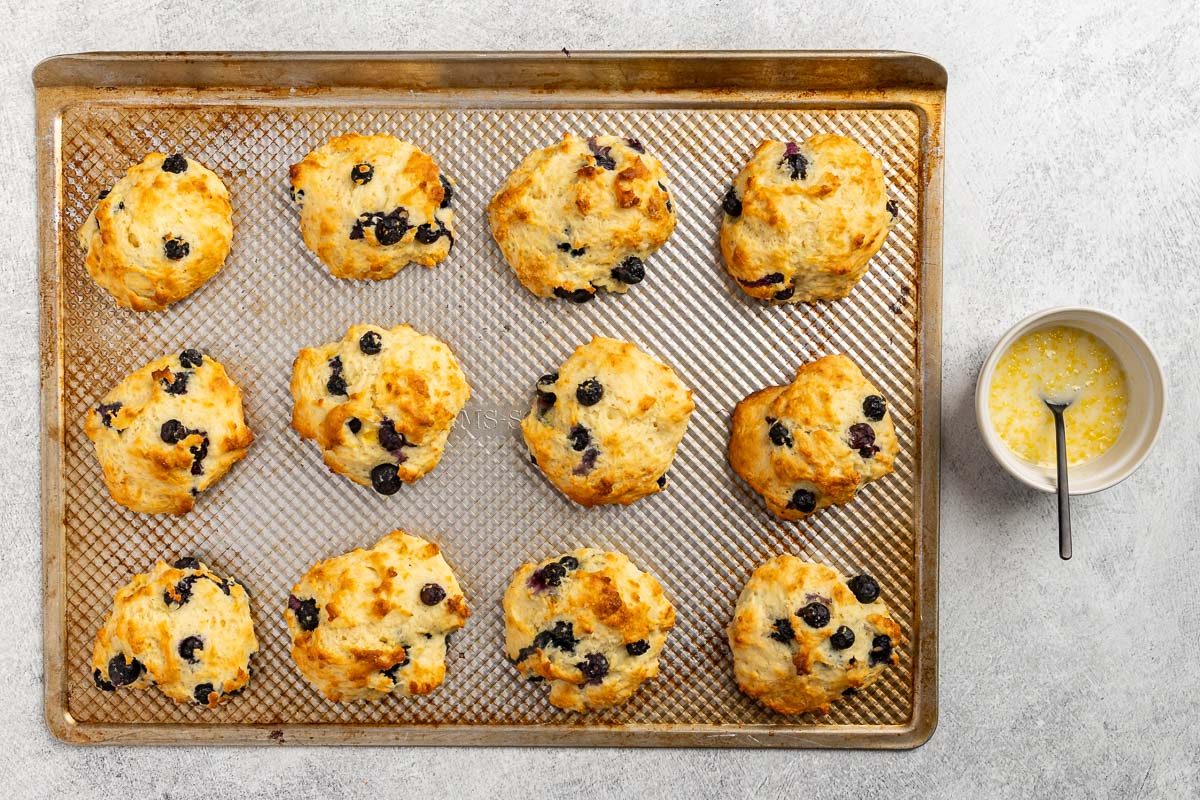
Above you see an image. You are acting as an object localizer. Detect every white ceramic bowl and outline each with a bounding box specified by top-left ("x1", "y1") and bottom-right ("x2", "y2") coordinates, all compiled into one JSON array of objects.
[{"x1": 975, "y1": 307, "x2": 1166, "y2": 494}]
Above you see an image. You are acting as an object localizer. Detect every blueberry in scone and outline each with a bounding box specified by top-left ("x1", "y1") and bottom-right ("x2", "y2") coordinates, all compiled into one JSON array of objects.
[
  {"x1": 720, "y1": 135, "x2": 893, "y2": 304},
  {"x1": 728, "y1": 556, "x2": 901, "y2": 715},
  {"x1": 728, "y1": 354, "x2": 898, "y2": 520},
  {"x1": 284, "y1": 529, "x2": 470, "y2": 702},
  {"x1": 290, "y1": 324, "x2": 470, "y2": 494},
  {"x1": 91, "y1": 558, "x2": 258, "y2": 707},
  {"x1": 487, "y1": 134, "x2": 676, "y2": 301},
  {"x1": 521, "y1": 336, "x2": 694, "y2": 506},
  {"x1": 289, "y1": 133, "x2": 456, "y2": 280},
  {"x1": 504, "y1": 549, "x2": 675, "y2": 711},
  {"x1": 76, "y1": 152, "x2": 233, "y2": 311},
  {"x1": 83, "y1": 349, "x2": 254, "y2": 515}
]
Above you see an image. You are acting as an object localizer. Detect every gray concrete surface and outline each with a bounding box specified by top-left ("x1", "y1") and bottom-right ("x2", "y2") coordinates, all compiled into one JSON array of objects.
[{"x1": 2, "y1": 1, "x2": 1197, "y2": 797}]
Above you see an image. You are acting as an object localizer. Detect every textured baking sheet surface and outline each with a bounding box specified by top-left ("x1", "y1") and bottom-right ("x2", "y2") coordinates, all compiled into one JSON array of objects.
[{"x1": 56, "y1": 102, "x2": 922, "y2": 731}]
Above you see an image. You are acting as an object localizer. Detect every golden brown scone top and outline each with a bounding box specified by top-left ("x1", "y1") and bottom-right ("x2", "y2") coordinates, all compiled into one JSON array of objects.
[
  {"x1": 487, "y1": 134, "x2": 676, "y2": 301},
  {"x1": 720, "y1": 134, "x2": 892, "y2": 304},
  {"x1": 91, "y1": 558, "x2": 258, "y2": 708},
  {"x1": 521, "y1": 336, "x2": 694, "y2": 506},
  {"x1": 729, "y1": 354, "x2": 898, "y2": 520},
  {"x1": 76, "y1": 152, "x2": 233, "y2": 312},
  {"x1": 289, "y1": 133, "x2": 455, "y2": 280},
  {"x1": 728, "y1": 557, "x2": 901, "y2": 715},
  {"x1": 504, "y1": 549, "x2": 675, "y2": 712},
  {"x1": 83, "y1": 349, "x2": 254, "y2": 515},
  {"x1": 284, "y1": 530, "x2": 470, "y2": 703},
  {"x1": 290, "y1": 323, "x2": 470, "y2": 495}
]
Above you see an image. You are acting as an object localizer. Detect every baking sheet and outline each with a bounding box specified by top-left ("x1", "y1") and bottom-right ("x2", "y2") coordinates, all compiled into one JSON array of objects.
[{"x1": 37, "y1": 52, "x2": 944, "y2": 747}]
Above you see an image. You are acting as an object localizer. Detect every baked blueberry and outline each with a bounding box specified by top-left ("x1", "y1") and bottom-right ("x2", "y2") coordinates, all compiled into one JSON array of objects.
[
  {"x1": 829, "y1": 626, "x2": 855, "y2": 650},
  {"x1": 160, "y1": 419, "x2": 188, "y2": 444},
  {"x1": 773, "y1": 286, "x2": 796, "y2": 301},
  {"x1": 722, "y1": 186, "x2": 743, "y2": 217},
  {"x1": 886, "y1": 199, "x2": 898, "y2": 218},
  {"x1": 787, "y1": 489, "x2": 817, "y2": 514},
  {"x1": 347, "y1": 417, "x2": 362, "y2": 434},
  {"x1": 188, "y1": 435, "x2": 209, "y2": 475},
  {"x1": 163, "y1": 237, "x2": 190, "y2": 260},
  {"x1": 172, "y1": 557, "x2": 200, "y2": 570},
  {"x1": 160, "y1": 370, "x2": 190, "y2": 395},
  {"x1": 780, "y1": 143, "x2": 808, "y2": 180},
  {"x1": 572, "y1": 448, "x2": 599, "y2": 475},
  {"x1": 847, "y1": 574, "x2": 880, "y2": 604},
  {"x1": 737, "y1": 272, "x2": 784, "y2": 287},
  {"x1": 847, "y1": 422, "x2": 879, "y2": 458},
  {"x1": 178, "y1": 635, "x2": 204, "y2": 663},
  {"x1": 179, "y1": 349, "x2": 203, "y2": 369},
  {"x1": 289, "y1": 595, "x2": 320, "y2": 631},
  {"x1": 370, "y1": 463, "x2": 402, "y2": 495},
  {"x1": 377, "y1": 419, "x2": 411, "y2": 457},
  {"x1": 420, "y1": 583, "x2": 446, "y2": 606},
  {"x1": 862, "y1": 395, "x2": 886, "y2": 421},
  {"x1": 768, "y1": 420, "x2": 793, "y2": 447},
  {"x1": 553, "y1": 287, "x2": 595, "y2": 303},
  {"x1": 326, "y1": 356, "x2": 348, "y2": 396},
  {"x1": 107, "y1": 654, "x2": 144, "y2": 686},
  {"x1": 611, "y1": 257, "x2": 645, "y2": 285},
  {"x1": 161, "y1": 154, "x2": 188, "y2": 174},
  {"x1": 625, "y1": 639, "x2": 650, "y2": 656},
  {"x1": 769, "y1": 617, "x2": 795, "y2": 644},
  {"x1": 586, "y1": 137, "x2": 616, "y2": 170},
  {"x1": 93, "y1": 668, "x2": 116, "y2": 692},
  {"x1": 558, "y1": 555, "x2": 580, "y2": 570},
  {"x1": 576, "y1": 652, "x2": 609, "y2": 683},
  {"x1": 359, "y1": 331, "x2": 382, "y2": 355},
  {"x1": 382, "y1": 651, "x2": 411, "y2": 682},
  {"x1": 96, "y1": 401, "x2": 122, "y2": 428},
  {"x1": 657, "y1": 474, "x2": 667, "y2": 488},
  {"x1": 869, "y1": 634, "x2": 894, "y2": 666},
  {"x1": 374, "y1": 212, "x2": 408, "y2": 246},
  {"x1": 415, "y1": 223, "x2": 443, "y2": 244},
  {"x1": 533, "y1": 620, "x2": 578, "y2": 652},
  {"x1": 567, "y1": 424, "x2": 590, "y2": 451},
  {"x1": 193, "y1": 682, "x2": 215, "y2": 705},
  {"x1": 798, "y1": 602, "x2": 830, "y2": 628},
  {"x1": 163, "y1": 576, "x2": 197, "y2": 607},
  {"x1": 439, "y1": 175, "x2": 453, "y2": 208},
  {"x1": 350, "y1": 162, "x2": 374, "y2": 185},
  {"x1": 576, "y1": 379, "x2": 603, "y2": 406},
  {"x1": 529, "y1": 561, "x2": 568, "y2": 591}
]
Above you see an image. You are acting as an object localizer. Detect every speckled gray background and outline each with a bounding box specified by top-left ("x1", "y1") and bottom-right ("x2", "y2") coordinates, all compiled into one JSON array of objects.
[{"x1": 2, "y1": 2, "x2": 1198, "y2": 798}]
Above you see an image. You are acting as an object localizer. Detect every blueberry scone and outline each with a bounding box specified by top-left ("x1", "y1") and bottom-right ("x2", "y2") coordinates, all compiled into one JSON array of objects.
[
  {"x1": 504, "y1": 549, "x2": 675, "y2": 712},
  {"x1": 83, "y1": 349, "x2": 255, "y2": 515},
  {"x1": 289, "y1": 133, "x2": 455, "y2": 280},
  {"x1": 720, "y1": 135, "x2": 894, "y2": 304},
  {"x1": 521, "y1": 336, "x2": 694, "y2": 506},
  {"x1": 728, "y1": 557, "x2": 901, "y2": 715},
  {"x1": 729, "y1": 354, "x2": 898, "y2": 520},
  {"x1": 487, "y1": 134, "x2": 676, "y2": 302},
  {"x1": 91, "y1": 557, "x2": 258, "y2": 708},
  {"x1": 76, "y1": 152, "x2": 234, "y2": 311},
  {"x1": 290, "y1": 324, "x2": 470, "y2": 495},
  {"x1": 284, "y1": 530, "x2": 470, "y2": 702}
]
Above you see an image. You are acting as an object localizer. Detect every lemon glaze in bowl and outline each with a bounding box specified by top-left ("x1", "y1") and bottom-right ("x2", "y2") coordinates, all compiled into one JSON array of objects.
[{"x1": 975, "y1": 307, "x2": 1165, "y2": 494}]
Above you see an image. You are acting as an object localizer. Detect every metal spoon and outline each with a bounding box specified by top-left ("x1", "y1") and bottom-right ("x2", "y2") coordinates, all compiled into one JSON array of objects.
[{"x1": 1043, "y1": 399, "x2": 1072, "y2": 560}]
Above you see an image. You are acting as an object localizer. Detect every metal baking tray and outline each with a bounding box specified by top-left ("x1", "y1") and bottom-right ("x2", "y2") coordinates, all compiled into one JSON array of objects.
[{"x1": 37, "y1": 51, "x2": 944, "y2": 748}]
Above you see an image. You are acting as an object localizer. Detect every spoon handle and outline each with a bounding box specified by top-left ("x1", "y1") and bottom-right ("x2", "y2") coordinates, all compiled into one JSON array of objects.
[{"x1": 1054, "y1": 411, "x2": 1072, "y2": 560}]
